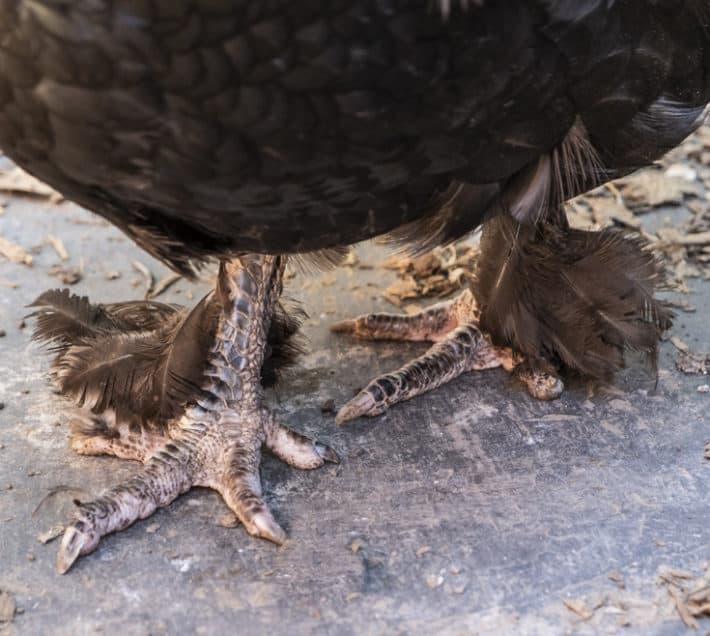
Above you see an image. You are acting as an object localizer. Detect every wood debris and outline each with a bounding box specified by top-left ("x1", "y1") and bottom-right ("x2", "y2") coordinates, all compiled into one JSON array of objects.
[
  {"x1": 48, "y1": 263, "x2": 82, "y2": 285},
  {"x1": 146, "y1": 272, "x2": 182, "y2": 299},
  {"x1": 562, "y1": 598, "x2": 594, "y2": 621},
  {"x1": 675, "y1": 350, "x2": 710, "y2": 375},
  {"x1": 670, "y1": 336, "x2": 690, "y2": 353},
  {"x1": 0, "y1": 165, "x2": 58, "y2": 198},
  {"x1": 381, "y1": 243, "x2": 478, "y2": 306},
  {"x1": 37, "y1": 524, "x2": 64, "y2": 544},
  {"x1": 46, "y1": 234, "x2": 69, "y2": 261},
  {"x1": 0, "y1": 591, "x2": 15, "y2": 624},
  {"x1": 131, "y1": 260, "x2": 154, "y2": 296},
  {"x1": 616, "y1": 169, "x2": 701, "y2": 210},
  {"x1": 659, "y1": 564, "x2": 710, "y2": 630},
  {"x1": 425, "y1": 574, "x2": 444, "y2": 589},
  {"x1": 607, "y1": 570, "x2": 625, "y2": 589},
  {"x1": 0, "y1": 235, "x2": 32, "y2": 265}
]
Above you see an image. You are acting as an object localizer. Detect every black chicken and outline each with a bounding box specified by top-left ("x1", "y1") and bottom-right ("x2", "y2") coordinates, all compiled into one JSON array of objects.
[{"x1": 0, "y1": 1, "x2": 706, "y2": 573}]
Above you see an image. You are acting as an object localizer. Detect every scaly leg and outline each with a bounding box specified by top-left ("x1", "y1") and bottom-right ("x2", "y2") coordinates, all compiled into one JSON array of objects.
[
  {"x1": 332, "y1": 289, "x2": 563, "y2": 424},
  {"x1": 57, "y1": 256, "x2": 338, "y2": 574}
]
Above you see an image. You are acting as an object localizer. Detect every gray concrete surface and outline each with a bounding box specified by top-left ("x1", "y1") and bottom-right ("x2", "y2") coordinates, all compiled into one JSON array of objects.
[{"x1": 0, "y1": 189, "x2": 709, "y2": 635}]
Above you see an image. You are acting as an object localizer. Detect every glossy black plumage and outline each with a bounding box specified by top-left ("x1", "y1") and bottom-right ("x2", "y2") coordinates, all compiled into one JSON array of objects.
[{"x1": 0, "y1": 1, "x2": 709, "y2": 274}]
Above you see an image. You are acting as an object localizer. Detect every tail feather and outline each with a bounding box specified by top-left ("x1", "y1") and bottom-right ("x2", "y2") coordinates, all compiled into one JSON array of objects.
[{"x1": 473, "y1": 215, "x2": 672, "y2": 380}]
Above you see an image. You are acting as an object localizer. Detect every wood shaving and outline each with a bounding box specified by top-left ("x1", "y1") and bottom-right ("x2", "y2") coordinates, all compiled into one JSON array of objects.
[
  {"x1": 46, "y1": 234, "x2": 69, "y2": 261},
  {"x1": 131, "y1": 260, "x2": 154, "y2": 296},
  {"x1": 48, "y1": 263, "x2": 82, "y2": 285},
  {"x1": 425, "y1": 574, "x2": 444, "y2": 589},
  {"x1": 381, "y1": 243, "x2": 478, "y2": 306},
  {"x1": 616, "y1": 170, "x2": 701, "y2": 210},
  {"x1": 146, "y1": 273, "x2": 182, "y2": 299},
  {"x1": 675, "y1": 350, "x2": 710, "y2": 375},
  {"x1": 562, "y1": 598, "x2": 594, "y2": 621},
  {"x1": 37, "y1": 524, "x2": 64, "y2": 544},
  {"x1": 0, "y1": 165, "x2": 58, "y2": 198},
  {"x1": 659, "y1": 564, "x2": 710, "y2": 629},
  {"x1": 0, "y1": 591, "x2": 15, "y2": 624},
  {"x1": 0, "y1": 235, "x2": 32, "y2": 265}
]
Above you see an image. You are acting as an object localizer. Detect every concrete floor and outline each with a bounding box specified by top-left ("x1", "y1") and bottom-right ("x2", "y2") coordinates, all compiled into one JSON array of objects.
[{"x1": 0, "y1": 187, "x2": 709, "y2": 635}]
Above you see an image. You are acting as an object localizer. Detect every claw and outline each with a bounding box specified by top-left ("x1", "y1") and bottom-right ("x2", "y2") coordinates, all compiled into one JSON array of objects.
[
  {"x1": 515, "y1": 367, "x2": 564, "y2": 400},
  {"x1": 335, "y1": 391, "x2": 379, "y2": 424},
  {"x1": 56, "y1": 520, "x2": 100, "y2": 574},
  {"x1": 247, "y1": 510, "x2": 287, "y2": 545},
  {"x1": 315, "y1": 442, "x2": 340, "y2": 464}
]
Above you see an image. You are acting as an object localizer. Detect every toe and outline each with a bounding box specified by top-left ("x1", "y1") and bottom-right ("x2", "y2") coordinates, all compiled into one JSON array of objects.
[
  {"x1": 219, "y1": 475, "x2": 287, "y2": 545},
  {"x1": 335, "y1": 391, "x2": 381, "y2": 424},
  {"x1": 515, "y1": 366, "x2": 564, "y2": 400},
  {"x1": 246, "y1": 509, "x2": 287, "y2": 545},
  {"x1": 314, "y1": 442, "x2": 340, "y2": 464},
  {"x1": 56, "y1": 518, "x2": 100, "y2": 574}
]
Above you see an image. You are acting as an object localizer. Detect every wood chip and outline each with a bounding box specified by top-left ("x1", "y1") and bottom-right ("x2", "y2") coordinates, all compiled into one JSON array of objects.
[
  {"x1": 48, "y1": 264, "x2": 82, "y2": 285},
  {"x1": 562, "y1": 598, "x2": 594, "y2": 620},
  {"x1": 0, "y1": 165, "x2": 57, "y2": 197},
  {"x1": 46, "y1": 235, "x2": 69, "y2": 261},
  {"x1": 670, "y1": 336, "x2": 690, "y2": 352},
  {"x1": 415, "y1": 545, "x2": 432, "y2": 557},
  {"x1": 669, "y1": 586, "x2": 699, "y2": 630},
  {"x1": 676, "y1": 351, "x2": 710, "y2": 375},
  {"x1": 608, "y1": 570, "x2": 625, "y2": 589},
  {"x1": 0, "y1": 280, "x2": 18, "y2": 288},
  {"x1": 382, "y1": 243, "x2": 478, "y2": 305},
  {"x1": 617, "y1": 170, "x2": 701, "y2": 209},
  {"x1": 425, "y1": 574, "x2": 444, "y2": 589},
  {"x1": 0, "y1": 591, "x2": 15, "y2": 623},
  {"x1": 0, "y1": 235, "x2": 32, "y2": 265},
  {"x1": 132, "y1": 260, "x2": 154, "y2": 296},
  {"x1": 146, "y1": 273, "x2": 182, "y2": 299},
  {"x1": 37, "y1": 524, "x2": 64, "y2": 544}
]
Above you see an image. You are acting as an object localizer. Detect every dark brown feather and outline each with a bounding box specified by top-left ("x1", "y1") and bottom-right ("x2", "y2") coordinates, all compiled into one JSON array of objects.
[
  {"x1": 30, "y1": 289, "x2": 306, "y2": 427},
  {"x1": 473, "y1": 215, "x2": 673, "y2": 380}
]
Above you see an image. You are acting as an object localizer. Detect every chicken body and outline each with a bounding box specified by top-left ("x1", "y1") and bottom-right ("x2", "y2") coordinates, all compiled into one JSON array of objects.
[{"x1": 1, "y1": 1, "x2": 708, "y2": 269}]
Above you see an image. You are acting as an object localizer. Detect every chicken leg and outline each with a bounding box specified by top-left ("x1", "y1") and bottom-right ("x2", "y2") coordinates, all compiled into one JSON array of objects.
[
  {"x1": 332, "y1": 289, "x2": 563, "y2": 424},
  {"x1": 49, "y1": 255, "x2": 338, "y2": 573}
]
